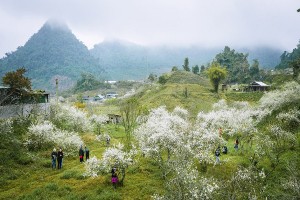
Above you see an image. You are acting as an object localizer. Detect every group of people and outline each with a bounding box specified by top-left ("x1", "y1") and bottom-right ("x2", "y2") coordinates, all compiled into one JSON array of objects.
[
  {"x1": 214, "y1": 137, "x2": 239, "y2": 165},
  {"x1": 79, "y1": 146, "x2": 90, "y2": 163},
  {"x1": 51, "y1": 145, "x2": 90, "y2": 169},
  {"x1": 51, "y1": 148, "x2": 64, "y2": 169}
]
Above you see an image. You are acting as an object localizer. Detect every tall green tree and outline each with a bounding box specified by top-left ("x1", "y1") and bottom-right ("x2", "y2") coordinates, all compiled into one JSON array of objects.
[
  {"x1": 215, "y1": 46, "x2": 250, "y2": 83},
  {"x1": 206, "y1": 62, "x2": 227, "y2": 93},
  {"x1": 200, "y1": 65, "x2": 205, "y2": 73},
  {"x1": 182, "y1": 57, "x2": 190, "y2": 72},
  {"x1": 2, "y1": 67, "x2": 31, "y2": 91},
  {"x1": 192, "y1": 65, "x2": 199, "y2": 74},
  {"x1": 120, "y1": 97, "x2": 140, "y2": 149},
  {"x1": 250, "y1": 59, "x2": 260, "y2": 81},
  {"x1": 276, "y1": 42, "x2": 300, "y2": 70},
  {"x1": 289, "y1": 57, "x2": 300, "y2": 82},
  {"x1": 1, "y1": 67, "x2": 32, "y2": 105}
]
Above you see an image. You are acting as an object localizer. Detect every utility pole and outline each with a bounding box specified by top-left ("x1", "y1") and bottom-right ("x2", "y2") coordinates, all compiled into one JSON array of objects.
[{"x1": 55, "y1": 78, "x2": 58, "y2": 103}]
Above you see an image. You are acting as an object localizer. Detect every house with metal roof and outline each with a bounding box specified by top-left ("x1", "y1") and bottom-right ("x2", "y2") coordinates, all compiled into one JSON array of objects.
[{"x1": 246, "y1": 81, "x2": 271, "y2": 92}]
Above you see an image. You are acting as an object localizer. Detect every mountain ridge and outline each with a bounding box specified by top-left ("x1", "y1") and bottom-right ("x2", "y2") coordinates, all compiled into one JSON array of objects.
[
  {"x1": 0, "y1": 20, "x2": 282, "y2": 90},
  {"x1": 90, "y1": 40, "x2": 282, "y2": 80},
  {"x1": 0, "y1": 20, "x2": 104, "y2": 91}
]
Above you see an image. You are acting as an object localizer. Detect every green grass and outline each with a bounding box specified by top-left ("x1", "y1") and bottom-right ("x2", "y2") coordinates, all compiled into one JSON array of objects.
[
  {"x1": 224, "y1": 91, "x2": 264, "y2": 102},
  {"x1": 0, "y1": 123, "x2": 165, "y2": 200},
  {"x1": 1, "y1": 77, "x2": 299, "y2": 199}
]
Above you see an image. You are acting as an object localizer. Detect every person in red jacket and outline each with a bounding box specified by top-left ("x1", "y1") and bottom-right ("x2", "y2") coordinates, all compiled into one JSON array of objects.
[{"x1": 79, "y1": 146, "x2": 84, "y2": 163}]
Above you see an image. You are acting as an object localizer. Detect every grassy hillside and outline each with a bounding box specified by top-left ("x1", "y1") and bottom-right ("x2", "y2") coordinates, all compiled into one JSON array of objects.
[{"x1": 1, "y1": 76, "x2": 299, "y2": 199}]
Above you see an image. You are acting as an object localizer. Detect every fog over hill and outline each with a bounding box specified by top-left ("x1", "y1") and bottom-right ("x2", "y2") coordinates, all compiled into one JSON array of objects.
[
  {"x1": 90, "y1": 40, "x2": 282, "y2": 80},
  {"x1": 0, "y1": 20, "x2": 282, "y2": 91}
]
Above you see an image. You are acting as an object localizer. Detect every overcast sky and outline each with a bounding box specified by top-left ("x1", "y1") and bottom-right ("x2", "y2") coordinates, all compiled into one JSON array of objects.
[{"x1": 0, "y1": 0, "x2": 299, "y2": 57}]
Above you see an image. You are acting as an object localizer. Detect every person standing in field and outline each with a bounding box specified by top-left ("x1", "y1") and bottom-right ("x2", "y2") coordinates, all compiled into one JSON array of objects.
[
  {"x1": 57, "y1": 148, "x2": 63, "y2": 169},
  {"x1": 219, "y1": 127, "x2": 223, "y2": 137},
  {"x1": 215, "y1": 146, "x2": 221, "y2": 165},
  {"x1": 79, "y1": 146, "x2": 84, "y2": 163},
  {"x1": 234, "y1": 137, "x2": 239, "y2": 151},
  {"x1": 85, "y1": 146, "x2": 90, "y2": 161},
  {"x1": 51, "y1": 148, "x2": 57, "y2": 169},
  {"x1": 111, "y1": 167, "x2": 118, "y2": 189}
]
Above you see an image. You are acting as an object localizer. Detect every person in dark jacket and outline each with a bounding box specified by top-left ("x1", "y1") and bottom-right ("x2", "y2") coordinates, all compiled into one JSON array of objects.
[
  {"x1": 57, "y1": 148, "x2": 63, "y2": 169},
  {"x1": 222, "y1": 146, "x2": 228, "y2": 154},
  {"x1": 79, "y1": 146, "x2": 84, "y2": 163},
  {"x1": 215, "y1": 146, "x2": 221, "y2": 165},
  {"x1": 51, "y1": 148, "x2": 57, "y2": 169},
  {"x1": 234, "y1": 138, "x2": 239, "y2": 151},
  {"x1": 85, "y1": 146, "x2": 90, "y2": 161}
]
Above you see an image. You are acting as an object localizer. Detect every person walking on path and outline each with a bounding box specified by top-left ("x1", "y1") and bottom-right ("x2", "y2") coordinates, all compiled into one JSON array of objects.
[
  {"x1": 85, "y1": 146, "x2": 90, "y2": 161},
  {"x1": 57, "y1": 148, "x2": 63, "y2": 169},
  {"x1": 79, "y1": 146, "x2": 84, "y2": 163},
  {"x1": 51, "y1": 148, "x2": 57, "y2": 169}
]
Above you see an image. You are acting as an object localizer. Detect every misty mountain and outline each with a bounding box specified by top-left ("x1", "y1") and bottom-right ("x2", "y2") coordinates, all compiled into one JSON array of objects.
[
  {"x1": 91, "y1": 40, "x2": 282, "y2": 80},
  {"x1": 0, "y1": 20, "x2": 104, "y2": 91},
  {"x1": 0, "y1": 19, "x2": 282, "y2": 91},
  {"x1": 239, "y1": 47, "x2": 282, "y2": 68}
]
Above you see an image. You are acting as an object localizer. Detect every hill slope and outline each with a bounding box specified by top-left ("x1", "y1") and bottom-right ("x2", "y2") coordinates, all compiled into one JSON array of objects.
[
  {"x1": 90, "y1": 40, "x2": 282, "y2": 80},
  {"x1": 0, "y1": 20, "x2": 104, "y2": 91}
]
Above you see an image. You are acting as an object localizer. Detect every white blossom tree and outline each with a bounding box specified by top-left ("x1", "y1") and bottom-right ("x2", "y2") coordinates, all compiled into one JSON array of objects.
[
  {"x1": 24, "y1": 120, "x2": 84, "y2": 156},
  {"x1": 84, "y1": 143, "x2": 136, "y2": 185},
  {"x1": 50, "y1": 102, "x2": 92, "y2": 133},
  {"x1": 135, "y1": 106, "x2": 191, "y2": 178},
  {"x1": 196, "y1": 100, "x2": 258, "y2": 152},
  {"x1": 90, "y1": 114, "x2": 109, "y2": 134},
  {"x1": 218, "y1": 166, "x2": 266, "y2": 200},
  {"x1": 153, "y1": 164, "x2": 219, "y2": 200}
]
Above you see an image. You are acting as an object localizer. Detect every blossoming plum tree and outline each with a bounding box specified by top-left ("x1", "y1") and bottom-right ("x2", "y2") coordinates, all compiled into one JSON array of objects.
[
  {"x1": 25, "y1": 120, "x2": 83, "y2": 156},
  {"x1": 84, "y1": 143, "x2": 136, "y2": 185},
  {"x1": 50, "y1": 102, "x2": 92, "y2": 133},
  {"x1": 89, "y1": 114, "x2": 109, "y2": 134},
  {"x1": 134, "y1": 106, "x2": 191, "y2": 178}
]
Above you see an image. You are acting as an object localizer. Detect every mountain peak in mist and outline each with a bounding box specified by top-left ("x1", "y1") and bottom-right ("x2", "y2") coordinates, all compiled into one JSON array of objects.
[
  {"x1": 0, "y1": 19, "x2": 104, "y2": 91},
  {"x1": 44, "y1": 18, "x2": 70, "y2": 32}
]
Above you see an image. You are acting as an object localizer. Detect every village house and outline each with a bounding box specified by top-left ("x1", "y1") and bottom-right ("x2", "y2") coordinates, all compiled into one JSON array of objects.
[
  {"x1": 245, "y1": 81, "x2": 271, "y2": 92},
  {"x1": 0, "y1": 86, "x2": 50, "y2": 118},
  {"x1": 107, "y1": 114, "x2": 122, "y2": 124}
]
